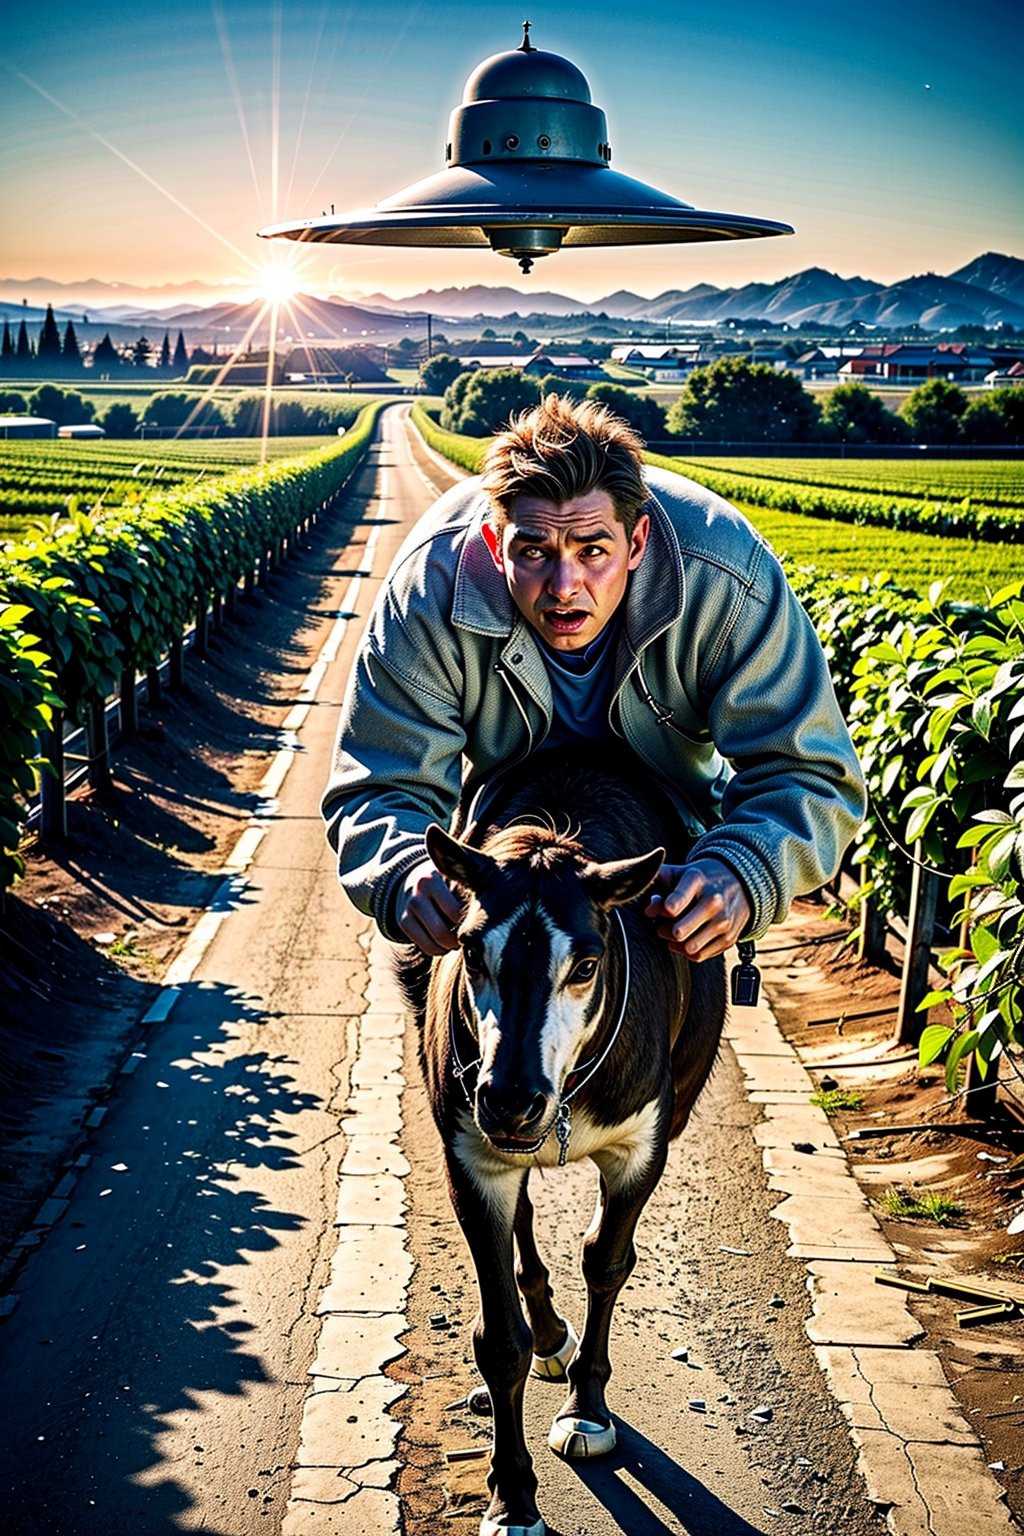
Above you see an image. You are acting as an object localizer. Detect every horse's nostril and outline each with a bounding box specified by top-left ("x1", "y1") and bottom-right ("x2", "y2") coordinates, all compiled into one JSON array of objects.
[{"x1": 522, "y1": 1091, "x2": 549, "y2": 1130}]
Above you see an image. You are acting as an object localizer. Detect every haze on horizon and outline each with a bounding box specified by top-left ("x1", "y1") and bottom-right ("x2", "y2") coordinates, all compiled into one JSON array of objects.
[{"x1": 1, "y1": 0, "x2": 1021, "y2": 307}]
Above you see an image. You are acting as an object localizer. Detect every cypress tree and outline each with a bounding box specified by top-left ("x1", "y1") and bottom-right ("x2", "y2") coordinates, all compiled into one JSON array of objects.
[
  {"x1": 37, "y1": 303, "x2": 64, "y2": 365},
  {"x1": 16, "y1": 320, "x2": 32, "y2": 361},
  {"x1": 93, "y1": 333, "x2": 120, "y2": 373},
  {"x1": 172, "y1": 330, "x2": 189, "y2": 373},
  {"x1": 159, "y1": 331, "x2": 172, "y2": 370},
  {"x1": 1, "y1": 320, "x2": 12, "y2": 360},
  {"x1": 62, "y1": 319, "x2": 83, "y2": 369}
]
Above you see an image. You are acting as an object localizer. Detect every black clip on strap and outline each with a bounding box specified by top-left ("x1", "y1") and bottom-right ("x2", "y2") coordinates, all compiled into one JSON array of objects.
[{"x1": 730, "y1": 939, "x2": 761, "y2": 1008}]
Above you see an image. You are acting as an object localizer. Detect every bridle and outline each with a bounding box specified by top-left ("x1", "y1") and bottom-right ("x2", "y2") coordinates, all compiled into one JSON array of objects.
[{"x1": 449, "y1": 907, "x2": 631, "y2": 1166}]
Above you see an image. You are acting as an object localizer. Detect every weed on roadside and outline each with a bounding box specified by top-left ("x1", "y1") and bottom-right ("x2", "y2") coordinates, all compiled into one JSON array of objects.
[
  {"x1": 810, "y1": 1087, "x2": 865, "y2": 1114},
  {"x1": 880, "y1": 1185, "x2": 964, "y2": 1225}
]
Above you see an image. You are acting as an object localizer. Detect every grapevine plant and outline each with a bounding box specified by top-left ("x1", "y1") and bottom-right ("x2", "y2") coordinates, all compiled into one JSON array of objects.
[{"x1": 0, "y1": 402, "x2": 383, "y2": 891}]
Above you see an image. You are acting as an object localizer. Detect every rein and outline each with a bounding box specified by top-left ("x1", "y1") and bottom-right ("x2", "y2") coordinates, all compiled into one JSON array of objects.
[{"x1": 449, "y1": 906, "x2": 631, "y2": 1166}]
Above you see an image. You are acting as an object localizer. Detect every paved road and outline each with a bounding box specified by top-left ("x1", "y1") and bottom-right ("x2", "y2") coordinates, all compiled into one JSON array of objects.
[{"x1": 0, "y1": 407, "x2": 908, "y2": 1535}]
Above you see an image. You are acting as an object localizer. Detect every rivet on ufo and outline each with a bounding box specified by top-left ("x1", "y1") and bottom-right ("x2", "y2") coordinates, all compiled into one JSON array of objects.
[{"x1": 259, "y1": 21, "x2": 793, "y2": 274}]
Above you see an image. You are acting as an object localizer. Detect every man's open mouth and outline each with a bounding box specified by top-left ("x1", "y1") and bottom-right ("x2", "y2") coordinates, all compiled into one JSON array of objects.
[{"x1": 542, "y1": 607, "x2": 589, "y2": 635}]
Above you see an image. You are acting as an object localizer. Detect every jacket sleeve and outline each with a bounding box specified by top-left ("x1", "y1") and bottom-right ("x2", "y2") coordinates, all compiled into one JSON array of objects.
[
  {"x1": 685, "y1": 541, "x2": 866, "y2": 937},
  {"x1": 321, "y1": 572, "x2": 468, "y2": 942}
]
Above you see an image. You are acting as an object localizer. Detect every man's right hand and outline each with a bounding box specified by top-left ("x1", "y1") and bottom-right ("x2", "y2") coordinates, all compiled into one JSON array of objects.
[{"x1": 396, "y1": 858, "x2": 462, "y2": 955}]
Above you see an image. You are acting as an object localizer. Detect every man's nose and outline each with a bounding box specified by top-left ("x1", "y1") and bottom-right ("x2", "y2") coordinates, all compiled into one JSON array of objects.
[{"x1": 546, "y1": 557, "x2": 579, "y2": 599}]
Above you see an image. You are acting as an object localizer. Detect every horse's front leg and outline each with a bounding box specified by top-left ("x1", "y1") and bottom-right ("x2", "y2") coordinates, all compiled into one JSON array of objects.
[
  {"x1": 514, "y1": 1179, "x2": 579, "y2": 1381},
  {"x1": 549, "y1": 1127, "x2": 669, "y2": 1461},
  {"x1": 445, "y1": 1148, "x2": 544, "y2": 1536}
]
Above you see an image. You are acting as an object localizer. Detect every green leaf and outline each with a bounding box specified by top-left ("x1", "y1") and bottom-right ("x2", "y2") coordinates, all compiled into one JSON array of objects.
[
  {"x1": 918, "y1": 1023, "x2": 953, "y2": 1067},
  {"x1": 944, "y1": 1029, "x2": 979, "y2": 1093}
]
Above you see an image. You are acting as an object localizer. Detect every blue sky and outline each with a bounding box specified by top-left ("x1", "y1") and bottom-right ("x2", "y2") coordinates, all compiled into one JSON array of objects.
[{"x1": 1, "y1": 0, "x2": 1021, "y2": 302}]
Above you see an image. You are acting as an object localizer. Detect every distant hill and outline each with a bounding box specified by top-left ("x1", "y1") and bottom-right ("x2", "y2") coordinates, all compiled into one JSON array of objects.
[
  {"x1": 787, "y1": 272, "x2": 1024, "y2": 331},
  {"x1": 355, "y1": 284, "x2": 594, "y2": 319},
  {"x1": 948, "y1": 252, "x2": 1024, "y2": 309}
]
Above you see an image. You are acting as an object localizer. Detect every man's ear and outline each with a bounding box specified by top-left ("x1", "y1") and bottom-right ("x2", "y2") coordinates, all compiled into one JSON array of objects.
[
  {"x1": 628, "y1": 512, "x2": 651, "y2": 571},
  {"x1": 481, "y1": 519, "x2": 504, "y2": 571}
]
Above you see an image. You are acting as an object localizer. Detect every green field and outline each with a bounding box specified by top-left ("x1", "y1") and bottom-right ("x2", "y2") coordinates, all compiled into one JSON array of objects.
[
  {"x1": 0, "y1": 436, "x2": 342, "y2": 542},
  {"x1": 649, "y1": 453, "x2": 1023, "y2": 602},
  {"x1": 728, "y1": 499, "x2": 1020, "y2": 600},
  {"x1": 667, "y1": 454, "x2": 1024, "y2": 508}
]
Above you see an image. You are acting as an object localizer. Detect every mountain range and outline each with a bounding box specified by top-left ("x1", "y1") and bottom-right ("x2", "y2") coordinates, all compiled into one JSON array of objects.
[
  {"x1": 357, "y1": 254, "x2": 1024, "y2": 330},
  {"x1": 1, "y1": 253, "x2": 1021, "y2": 339}
]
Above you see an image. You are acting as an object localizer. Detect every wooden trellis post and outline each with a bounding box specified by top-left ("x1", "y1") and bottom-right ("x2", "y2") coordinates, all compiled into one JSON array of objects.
[
  {"x1": 39, "y1": 710, "x2": 67, "y2": 843},
  {"x1": 895, "y1": 842, "x2": 940, "y2": 1045},
  {"x1": 85, "y1": 697, "x2": 113, "y2": 793},
  {"x1": 857, "y1": 868, "x2": 887, "y2": 964}
]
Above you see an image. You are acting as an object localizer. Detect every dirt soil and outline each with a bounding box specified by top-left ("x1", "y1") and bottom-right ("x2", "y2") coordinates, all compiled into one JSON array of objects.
[
  {"x1": 757, "y1": 903, "x2": 1024, "y2": 1523},
  {"x1": 1, "y1": 556, "x2": 1022, "y2": 1522}
]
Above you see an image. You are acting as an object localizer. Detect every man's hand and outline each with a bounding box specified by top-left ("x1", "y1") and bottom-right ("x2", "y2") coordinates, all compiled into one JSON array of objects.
[
  {"x1": 644, "y1": 858, "x2": 752, "y2": 961},
  {"x1": 397, "y1": 858, "x2": 462, "y2": 955}
]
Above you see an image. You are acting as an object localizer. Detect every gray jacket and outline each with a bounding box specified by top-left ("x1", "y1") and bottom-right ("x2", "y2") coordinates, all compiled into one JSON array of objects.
[{"x1": 322, "y1": 464, "x2": 866, "y2": 942}]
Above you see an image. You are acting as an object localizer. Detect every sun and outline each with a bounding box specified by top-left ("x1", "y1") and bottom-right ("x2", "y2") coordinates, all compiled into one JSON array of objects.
[{"x1": 255, "y1": 262, "x2": 303, "y2": 305}]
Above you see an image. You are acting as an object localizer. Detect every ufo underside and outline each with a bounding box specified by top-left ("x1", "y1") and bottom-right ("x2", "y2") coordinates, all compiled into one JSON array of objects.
[{"x1": 259, "y1": 162, "x2": 792, "y2": 249}]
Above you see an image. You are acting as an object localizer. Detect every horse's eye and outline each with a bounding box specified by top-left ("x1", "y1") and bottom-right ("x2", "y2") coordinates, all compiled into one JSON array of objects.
[
  {"x1": 569, "y1": 957, "x2": 599, "y2": 985},
  {"x1": 461, "y1": 940, "x2": 485, "y2": 976}
]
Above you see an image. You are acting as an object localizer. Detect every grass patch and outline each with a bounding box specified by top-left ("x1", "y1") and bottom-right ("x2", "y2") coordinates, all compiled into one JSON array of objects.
[
  {"x1": 880, "y1": 1186, "x2": 964, "y2": 1225},
  {"x1": 809, "y1": 1087, "x2": 865, "y2": 1114}
]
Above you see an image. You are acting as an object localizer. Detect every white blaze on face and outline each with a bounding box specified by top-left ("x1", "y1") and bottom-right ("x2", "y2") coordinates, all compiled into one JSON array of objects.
[
  {"x1": 465, "y1": 901, "x2": 604, "y2": 1096},
  {"x1": 537, "y1": 911, "x2": 604, "y2": 1093}
]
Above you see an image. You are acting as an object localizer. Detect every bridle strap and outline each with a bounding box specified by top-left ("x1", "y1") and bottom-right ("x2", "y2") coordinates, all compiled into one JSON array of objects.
[{"x1": 560, "y1": 907, "x2": 630, "y2": 1104}]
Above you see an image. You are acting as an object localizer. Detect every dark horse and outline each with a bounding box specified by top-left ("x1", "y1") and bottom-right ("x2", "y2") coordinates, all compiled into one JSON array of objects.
[{"x1": 400, "y1": 747, "x2": 725, "y2": 1536}]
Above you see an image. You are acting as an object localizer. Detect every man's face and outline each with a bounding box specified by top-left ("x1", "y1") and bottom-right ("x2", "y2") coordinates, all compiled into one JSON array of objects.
[{"x1": 495, "y1": 489, "x2": 650, "y2": 653}]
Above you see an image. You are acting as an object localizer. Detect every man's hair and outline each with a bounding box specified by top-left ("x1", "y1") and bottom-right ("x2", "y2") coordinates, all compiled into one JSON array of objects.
[{"x1": 481, "y1": 394, "x2": 649, "y2": 535}]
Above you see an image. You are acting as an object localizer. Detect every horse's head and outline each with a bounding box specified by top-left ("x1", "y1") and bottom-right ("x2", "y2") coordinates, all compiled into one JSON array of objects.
[{"x1": 426, "y1": 821, "x2": 663, "y2": 1155}]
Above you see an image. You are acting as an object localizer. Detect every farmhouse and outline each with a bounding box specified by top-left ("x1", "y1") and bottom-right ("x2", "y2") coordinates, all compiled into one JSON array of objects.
[
  {"x1": 58, "y1": 423, "x2": 106, "y2": 439},
  {"x1": 837, "y1": 343, "x2": 992, "y2": 384},
  {"x1": 456, "y1": 350, "x2": 603, "y2": 380},
  {"x1": 281, "y1": 345, "x2": 389, "y2": 385},
  {"x1": 609, "y1": 343, "x2": 708, "y2": 380},
  {"x1": 0, "y1": 415, "x2": 57, "y2": 439}
]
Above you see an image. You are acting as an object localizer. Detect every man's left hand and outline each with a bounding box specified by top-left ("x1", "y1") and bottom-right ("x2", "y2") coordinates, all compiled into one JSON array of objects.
[{"x1": 644, "y1": 858, "x2": 752, "y2": 961}]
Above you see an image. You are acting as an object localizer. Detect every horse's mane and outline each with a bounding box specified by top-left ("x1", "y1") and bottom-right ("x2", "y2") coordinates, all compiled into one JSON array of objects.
[{"x1": 481, "y1": 822, "x2": 588, "y2": 872}]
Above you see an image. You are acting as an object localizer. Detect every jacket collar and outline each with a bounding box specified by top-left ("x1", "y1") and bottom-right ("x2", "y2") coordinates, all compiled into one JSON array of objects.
[{"x1": 450, "y1": 484, "x2": 685, "y2": 650}]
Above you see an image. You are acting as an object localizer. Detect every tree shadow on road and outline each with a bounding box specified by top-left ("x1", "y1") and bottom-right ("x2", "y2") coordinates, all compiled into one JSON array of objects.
[{"x1": 1, "y1": 977, "x2": 343, "y2": 1536}]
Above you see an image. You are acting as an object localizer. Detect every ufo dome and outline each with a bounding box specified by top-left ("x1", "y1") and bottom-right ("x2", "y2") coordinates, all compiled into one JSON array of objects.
[{"x1": 464, "y1": 46, "x2": 592, "y2": 105}]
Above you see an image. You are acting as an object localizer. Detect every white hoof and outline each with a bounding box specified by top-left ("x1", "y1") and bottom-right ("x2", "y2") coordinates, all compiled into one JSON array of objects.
[
  {"x1": 480, "y1": 1518, "x2": 545, "y2": 1536},
  {"x1": 530, "y1": 1319, "x2": 579, "y2": 1381},
  {"x1": 548, "y1": 1414, "x2": 617, "y2": 1460}
]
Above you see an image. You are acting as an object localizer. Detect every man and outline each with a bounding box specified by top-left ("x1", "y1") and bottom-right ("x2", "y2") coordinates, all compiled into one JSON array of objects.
[{"x1": 323, "y1": 394, "x2": 865, "y2": 962}]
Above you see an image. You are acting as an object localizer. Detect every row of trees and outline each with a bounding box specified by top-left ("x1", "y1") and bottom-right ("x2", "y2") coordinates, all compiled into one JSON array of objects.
[
  {"x1": 0, "y1": 305, "x2": 191, "y2": 378},
  {"x1": 429, "y1": 356, "x2": 1024, "y2": 445},
  {"x1": 0, "y1": 385, "x2": 367, "y2": 439}
]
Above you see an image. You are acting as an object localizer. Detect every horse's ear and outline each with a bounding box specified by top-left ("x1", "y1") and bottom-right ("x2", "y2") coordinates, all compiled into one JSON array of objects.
[
  {"x1": 425, "y1": 824, "x2": 495, "y2": 893},
  {"x1": 581, "y1": 847, "x2": 665, "y2": 909}
]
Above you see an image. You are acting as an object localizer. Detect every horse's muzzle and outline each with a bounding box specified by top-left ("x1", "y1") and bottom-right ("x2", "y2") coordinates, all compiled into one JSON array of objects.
[{"x1": 475, "y1": 1079, "x2": 557, "y2": 1152}]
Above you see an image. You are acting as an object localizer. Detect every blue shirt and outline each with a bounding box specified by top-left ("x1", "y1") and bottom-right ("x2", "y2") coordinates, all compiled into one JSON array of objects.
[{"x1": 539, "y1": 617, "x2": 621, "y2": 748}]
